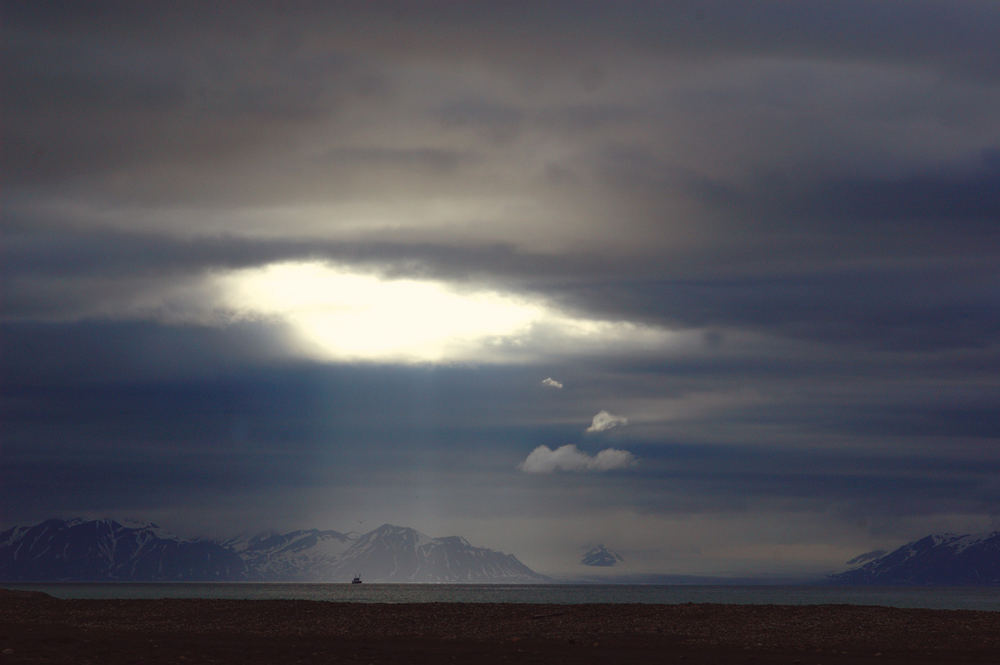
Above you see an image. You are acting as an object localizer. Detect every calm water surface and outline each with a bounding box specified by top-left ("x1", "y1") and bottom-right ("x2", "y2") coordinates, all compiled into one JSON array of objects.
[{"x1": 5, "y1": 583, "x2": 999, "y2": 611}]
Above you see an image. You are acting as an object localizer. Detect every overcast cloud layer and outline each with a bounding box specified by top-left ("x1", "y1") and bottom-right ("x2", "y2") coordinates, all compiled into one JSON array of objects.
[{"x1": 2, "y1": 1, "x2": 999, "y2": 577}]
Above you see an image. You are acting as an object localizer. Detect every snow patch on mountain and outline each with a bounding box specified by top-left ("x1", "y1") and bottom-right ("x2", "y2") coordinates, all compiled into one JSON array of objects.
[{"x1": 328, "y1": 524, "x2": 544, "y2": 583}]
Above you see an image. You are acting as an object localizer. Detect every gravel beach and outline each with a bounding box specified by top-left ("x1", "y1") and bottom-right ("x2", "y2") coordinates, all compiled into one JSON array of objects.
[{"x1": 3, "y1": 588, "x2": 999, "y2": 664}]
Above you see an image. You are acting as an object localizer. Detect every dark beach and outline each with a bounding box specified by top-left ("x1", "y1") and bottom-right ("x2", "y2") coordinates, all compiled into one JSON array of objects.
[{"x1": 3, "y1": 589, "x2": 999, "y2": 664}]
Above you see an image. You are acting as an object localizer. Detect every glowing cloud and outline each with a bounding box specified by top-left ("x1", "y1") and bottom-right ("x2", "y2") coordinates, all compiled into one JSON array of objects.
[
  {"x1": 586, "y1": 410, "x2": 628, "y2": 433},
  {"x1": 541, "y1": 377, "x2": 564, "y2": 389},
  {"x1": 212, "y1": 261, "x2": 677, "y2": 363},
  {"x1": 519, "y1": 444, "x2": 637, "y2": 474}
]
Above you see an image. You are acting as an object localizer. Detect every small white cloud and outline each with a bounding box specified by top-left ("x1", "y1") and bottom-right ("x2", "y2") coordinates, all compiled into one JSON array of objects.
[
  {"x1": 585, "y1": 410, "x2": 628, "y2": 433},
  {"x1": 519, "y1": 444, "x2": 636, "y2": 474},
  {"x1": 589, "y1": 447, "x2": 637, "y2": 470},
  {"x1": 541, "y1": 377, "x2": 564, "y2": 389}
]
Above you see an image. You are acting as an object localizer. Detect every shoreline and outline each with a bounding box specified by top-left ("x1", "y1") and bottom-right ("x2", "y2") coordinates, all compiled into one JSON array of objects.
[
  {"x1": 3, "y1": 589, "x2": 1000, "y2": 664},
  {"x1": 5, "y1": 581, "x2": 999, "y2": 612}
]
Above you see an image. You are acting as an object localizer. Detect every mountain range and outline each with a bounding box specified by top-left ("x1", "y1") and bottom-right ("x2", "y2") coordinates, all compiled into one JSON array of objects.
[
  {"x1": 830, "y1": 532, "x2": 1000, "y2": 585},
  {"x1": 5, "y1": 519, "x2": 997, "y2": 585},
  {"x1": 0, "y1": 518, "x2": 547, "y2": 583}
]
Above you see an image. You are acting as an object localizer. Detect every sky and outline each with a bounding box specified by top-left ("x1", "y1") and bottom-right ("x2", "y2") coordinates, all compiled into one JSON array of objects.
[{"x1": 2, "y1": 1, "x2": 999, "y2": 579}]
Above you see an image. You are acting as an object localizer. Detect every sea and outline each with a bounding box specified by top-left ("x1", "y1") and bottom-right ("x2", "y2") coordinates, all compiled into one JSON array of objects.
[{"x1": 4, "y1": 583, "x2": 999, "y2": 611}]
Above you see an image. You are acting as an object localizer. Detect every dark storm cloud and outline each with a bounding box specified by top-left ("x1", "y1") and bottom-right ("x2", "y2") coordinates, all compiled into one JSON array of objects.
[
  {"x1": 436, "y1": 98, "x2": 524, "y2": 142},
  {"x1": 0, "y1": 321, "x2": 297, "y2": 384},
  {"x1": 2, "y1": 226, "x2": 323, "y2": 279},
  {"x1": 629, "y1": 440, "x2": 1000, "y2": 506},
  {"x1": 2, "y1": 2, "x2": 388, "y2": 191},
  {"x1": 1, "y1": 223, "x2": 616, "y2": 315},
  {"x1": 6, "y1": 1, "x2": 999, "y2": 188},
  {"x1": 550, "y1": 262, "x2": 1000, "y2": 351},
  {"x1": 795, "y1": 149, "x2": 1000, "y2": 226},
  {"x1": 3, "y1": 1, "x2": 999, "y2": 570},
  {"x1": 705, "y1": 147, "x2": 1000, "y2": 233},
  {"x1": 317, "y1": 147, "x2": 474, "y2": 172},
  {"x1": 589, "y1": 142, "x2": 1000, "y2": 244}
]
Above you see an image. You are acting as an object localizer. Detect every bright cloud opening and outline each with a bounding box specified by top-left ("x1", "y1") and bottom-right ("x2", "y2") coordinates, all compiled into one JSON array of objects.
[
  {"x1": 519, "y1": 444, "x2": 637, "y2": 474},
  {"x1": 213, "y1": 261, "x2": 676, "y2": 363}
]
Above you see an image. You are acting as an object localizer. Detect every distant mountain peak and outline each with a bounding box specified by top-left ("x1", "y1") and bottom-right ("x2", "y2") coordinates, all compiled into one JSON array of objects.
[
  {"x1": 371, "y1": 523, "x2": 428, "y2": 537},
  {"x1": 581, "y1": 544, "x2": 624, "y2": 567},
  {"x1": 832, "y1": 531, "x2": 1000, "y2": 585},
  {"x1": 334, "y1": 524, "x2": 544, "y2": 582}
]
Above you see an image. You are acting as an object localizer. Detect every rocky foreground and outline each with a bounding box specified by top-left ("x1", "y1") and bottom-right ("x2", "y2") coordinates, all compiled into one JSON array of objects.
[{"x1": 2, "y1": 589, "x2": 999, "y2": 664}]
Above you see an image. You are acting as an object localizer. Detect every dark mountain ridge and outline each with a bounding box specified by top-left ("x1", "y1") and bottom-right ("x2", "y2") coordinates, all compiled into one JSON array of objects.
[
  {"x1": 0, "y1": 518, "x2": 243, "y2": 582},
  {"x1": 831, "y1": 532, "x2": 1000, "y2": 585},
  {"x1": 0, "y1": 518, "x2": 546, "y2": 583}
]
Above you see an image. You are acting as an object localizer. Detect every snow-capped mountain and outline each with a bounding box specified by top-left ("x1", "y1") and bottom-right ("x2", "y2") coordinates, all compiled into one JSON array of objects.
[
  {"x1": 223, "y1": 529, "x2": 353, "y2": 581},
  {"x1": 0, "y1": 518, "x2": 245, "y2": 581},
  {"x1": 831, "y1": 532, "x2": 1000, "y2": 585},
  {"x1": 581, "y1": 544, "x2": 624, "y2": 567},
  {"x1": 0, "y1": 519, "x2": 547, "y2": 583},
  {"x1": 329, "y1": 524, "x2": 547, "y2": 583}
]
